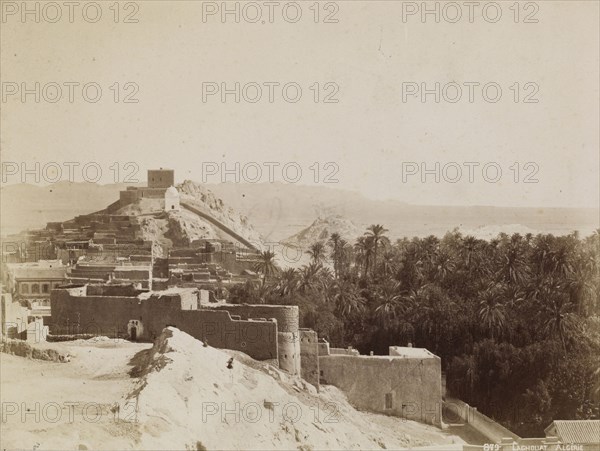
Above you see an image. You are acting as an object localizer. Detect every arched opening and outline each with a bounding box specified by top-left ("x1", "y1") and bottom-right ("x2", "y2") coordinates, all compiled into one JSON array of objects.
[{"x1": 127, "y1": 319, "x2": 143, "y2": 341}]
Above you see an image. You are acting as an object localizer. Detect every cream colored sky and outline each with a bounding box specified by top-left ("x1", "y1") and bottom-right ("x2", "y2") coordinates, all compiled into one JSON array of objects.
[{"x1": 1, "y1": 0, "x2": 598, "y2": 207}]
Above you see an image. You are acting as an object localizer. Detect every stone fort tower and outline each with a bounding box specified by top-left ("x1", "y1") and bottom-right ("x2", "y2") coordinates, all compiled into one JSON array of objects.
[
  {"x1": 148, "y1": 169, "x2": 175, "y2": 189},
  {"x1": 118, "y1": 168, "x2": 176, "y2": 208}
]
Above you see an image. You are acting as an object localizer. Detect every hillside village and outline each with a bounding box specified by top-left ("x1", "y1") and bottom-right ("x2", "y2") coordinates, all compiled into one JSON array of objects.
[{"x1": 1, "y1": 170, "x2": 599, "y2": 451}]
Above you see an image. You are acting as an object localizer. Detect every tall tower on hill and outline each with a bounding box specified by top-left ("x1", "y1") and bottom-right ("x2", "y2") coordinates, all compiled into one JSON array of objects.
[{"x1": 147, "y1": 169, "x2": 174, "y2": 189}]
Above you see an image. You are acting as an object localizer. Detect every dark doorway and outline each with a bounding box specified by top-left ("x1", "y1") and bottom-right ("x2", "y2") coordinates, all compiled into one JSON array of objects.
[{"x1": 130, "y1": 326, "x2": 137, "y2": 341}]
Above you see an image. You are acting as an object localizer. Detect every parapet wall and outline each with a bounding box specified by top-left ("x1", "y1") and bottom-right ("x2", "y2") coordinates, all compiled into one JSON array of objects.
[
  {"x1": 50, "y1": 288, "x2": 278, "y2": 361},
  {"x1": 211, "y1": 304, "x2": 298, "y2": 332},
  {"x1": 319, "y1": 354, "x2": 442, "y2": 427},
  {"x1": 330, "y1": 347, "x2": 360, "y2": 356},
  {"x1": 210, "y1": 304, "x2": 300, "y2": 375}
]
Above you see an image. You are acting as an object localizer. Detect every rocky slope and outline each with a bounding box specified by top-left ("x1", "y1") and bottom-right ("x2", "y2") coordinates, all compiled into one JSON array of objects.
[
  {"x1": 115, "y1": 181, "x2": 264, "y2": 255},
  {"x1": 177, "y1": 180, "x2": 262, "y2": 244},
  {"x1": 282, "y1": 215, "x2": 363, "y2": 249}
]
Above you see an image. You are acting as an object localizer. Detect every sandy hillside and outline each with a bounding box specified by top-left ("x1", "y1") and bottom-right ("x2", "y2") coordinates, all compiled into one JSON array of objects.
[
  {"x1": 1, "y1": 330, "x2": 466, "y2": 450},
  {"x1": 0, "y1": 338, "x2": 150, "y2": 450}
]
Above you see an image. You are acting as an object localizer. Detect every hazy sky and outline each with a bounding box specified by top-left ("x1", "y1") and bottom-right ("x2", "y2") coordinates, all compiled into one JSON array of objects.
[{"x1": 1, "y1": 0, "x2": 598, "y2": 208}]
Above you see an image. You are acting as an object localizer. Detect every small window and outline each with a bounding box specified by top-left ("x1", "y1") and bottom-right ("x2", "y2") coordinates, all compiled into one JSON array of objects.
[
  {"x1": 21, "y1": 284, "x2": 29, "y2": 294},
  {"x1": 31, "y1": 284, "x2": 40, "y2": 294},
  {"x1": 319, "y1": 370, "x2": 324, "y2": 376},
  {"x1": 385, "y1": 393, "x2": 393, "y2": 410}
]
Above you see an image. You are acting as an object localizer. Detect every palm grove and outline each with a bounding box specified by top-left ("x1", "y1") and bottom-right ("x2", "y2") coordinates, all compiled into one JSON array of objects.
[{"x1": 227, "y1": 226, "x2": 600, "y2": 437}]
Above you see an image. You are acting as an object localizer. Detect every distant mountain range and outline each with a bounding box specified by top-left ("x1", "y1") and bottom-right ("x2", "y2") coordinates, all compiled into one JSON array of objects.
[{"x1": 1, "y1": 181, "x2": 598, "y2": 241}]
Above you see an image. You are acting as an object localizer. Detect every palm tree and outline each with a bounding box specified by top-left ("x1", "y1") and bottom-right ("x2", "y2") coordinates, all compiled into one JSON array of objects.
[
  {"x1": 373, "y1": 281, "x2": 403, "y2": 330},
  {"x1": 354, "y1": 235, "x2": 375, "y2": 278},
  {"x1": 365, "y1": 224, "x2": 389, "y2": 276},
  {"x1": 253, "y1": 250, "x2": 279, "y2": 287},
  {"x1": 307, "y1": 242, "x2": 326, "y2": 265},
  {"x1": 478, "y1": 283, "x2": 506, "y2": 339},
  {"x1": 462, "y1": 235, "x2": 479, "y2": 271},
  {"x1": 538, "y1": 281, "x2": 579, "y2": 353},
  {"x1": 276, "y1": 268, "x2": 298, "y2": 297},
  {"x1": 333, "y1": 279, "x2": 366, "y2": 318},
  {"x1": 414, "y1": 284, "x2": 452, "y2": 354},
  {"x1": 298, "y1": 262, "x2": 321, "y2": 294},
  {"x1": 497, "y1": 239, "x2": 527, "y2": 286},
  {"x1": 328, "y1": 232, "x2": 342, "y2": 279},
  {"x1": 431, "y1": 248, "x2": 455, "y2": 284},
  {"x1": 335, "y1": 238, "x2": 351, "y2": 278},
  {"x1": 380, "y1": 250, "x2": 397, "y2": 278}
]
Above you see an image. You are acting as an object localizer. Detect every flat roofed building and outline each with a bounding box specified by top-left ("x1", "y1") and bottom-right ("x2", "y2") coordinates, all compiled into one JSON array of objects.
[
  {"x1": 5, "y1": 260, "x2": 67, "y2": 303},
  {"x1": 388, "y1": 345, "x2": 437, "y2": 359}
]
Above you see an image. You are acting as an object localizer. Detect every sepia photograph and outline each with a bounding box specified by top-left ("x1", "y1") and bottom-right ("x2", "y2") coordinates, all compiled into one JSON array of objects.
[{"x1": 0, "y1": 1, "x2": 599, "y2": 450}]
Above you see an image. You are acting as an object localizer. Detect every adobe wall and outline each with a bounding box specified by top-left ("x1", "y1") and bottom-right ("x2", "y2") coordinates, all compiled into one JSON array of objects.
[
  {"x1": 50, "y1": 289, "x2": 278, "y2": 361},
  {"x1": 319, "y1": 355, "x2": 442, "y2": 427},
  {"x1": 119, "y1": 190, "x2": 138, "y2": 206},
  {"x1": 210, "y1": 304, "x2": 300, "y2": 375},
  {"x1": 300, "y1": 329, "x2": 319, "y2": 391}
]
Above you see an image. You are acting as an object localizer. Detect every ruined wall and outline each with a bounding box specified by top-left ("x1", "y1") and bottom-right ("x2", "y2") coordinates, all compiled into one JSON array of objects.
[
  {"x1": 319, "y1": 355, "x2": 442, "y2": 427},
  {"x1": 50, "y1": 289, "x2": 278, "y2": 361},
  {"x1": 300, "y1": 329, "x2": 319, "y2": 391},
  {"x1": 210, "y1": 304, "x2": 300, "y2": 375}
]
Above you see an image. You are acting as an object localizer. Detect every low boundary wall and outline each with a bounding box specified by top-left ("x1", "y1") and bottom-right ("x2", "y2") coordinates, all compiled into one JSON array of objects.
[{"x1": 443, "y1": 398, "x2": 520, "y2": 443}]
